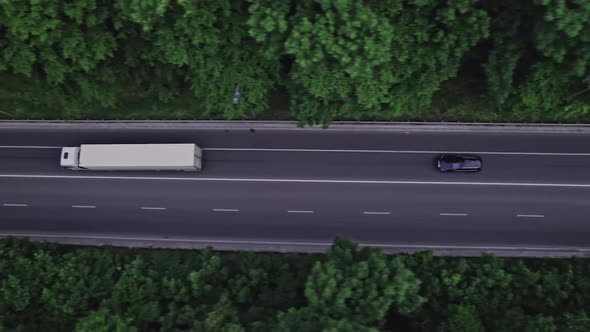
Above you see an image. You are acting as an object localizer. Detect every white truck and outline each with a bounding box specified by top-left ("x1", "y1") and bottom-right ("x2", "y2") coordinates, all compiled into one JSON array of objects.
[{"x1": 60, "y1": 143, "x2": 202, "y2": 171}]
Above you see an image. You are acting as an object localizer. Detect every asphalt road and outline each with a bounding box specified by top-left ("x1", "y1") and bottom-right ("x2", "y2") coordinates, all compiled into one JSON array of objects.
[{"x1": 1, "y1": 125, "x2": 590, "y2": 256}]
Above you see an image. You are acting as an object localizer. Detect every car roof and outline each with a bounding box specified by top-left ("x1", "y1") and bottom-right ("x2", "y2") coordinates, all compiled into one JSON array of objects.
[{"x1": 441, "y1": 154, "x2": 480, "y2": 160}]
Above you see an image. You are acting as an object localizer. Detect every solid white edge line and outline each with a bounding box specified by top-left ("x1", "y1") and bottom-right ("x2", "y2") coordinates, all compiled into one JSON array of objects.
[
  {"x1": 2, "y1": 203, "x2": 28, "y2": 207},
  {"x1": 2, "y1": 145, "x2": 590, "y2": 157},
  {"x1": 213, "y1": 208, "x2": 239, "y2": 212},
  {"x1": 440, "y1": 213, "x2": 468, "y2": 216},
  {"x1": 0, "y1": 232, "x2": 588, "y2": 252},
  {"x1": 517, "y1": 214, "x2": 545, "y2": 218},
  {"x1": 205, "y1": 147, "x2": 590, "y2": 157},
  {"x1": 72, "y1": 205, "x2": 96, "y2": 209},
  {"x1": 1, "y1": 174, "x2": 590, "y2": 188},
  {"x1": 363, "y1": 211, "x2": 391, "y2": 215},
  {"x1": 140, "y1": 207, "x2": 167, "y2": 210},
  {"x1": 0, "y1": 145, "x2": 62, "y2": 149},
  {"x1": 287, "y1": 210, "x2": 314, "y2": 214}
]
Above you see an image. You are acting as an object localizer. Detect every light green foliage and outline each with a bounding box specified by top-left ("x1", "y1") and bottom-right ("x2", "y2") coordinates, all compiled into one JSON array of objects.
[
  {"x1": 445, "y1": 305, "x2": 485, "y2": 332},
  {"x1": 284, "y1": 0, "x2": 490, "y2": 126},
  {"x1": 512, "y1": 62, "x2": 571, "y2": 120},
  {"x1": 286, "y1": 0, "x2": 393, "y2": 77},
  {"x1": 274, "y1": 238, "x2": 424, "y2": 330},
  {"x1": 193, "y1": 293, "x2": 245, "y2": 332},
  {"x1": 284, "y1": 0, "x2": 395, "y2": 125},
  {"x1": 75, "y1": 306, "x2": 138, "y2": 332},
  {"x1": 303, "y1": 238, "x2": 424, "y2": 326},
  {"x1": 441, "y1": 255, "x2": 512, "y2": 309},
  {"x1": 187, "y1": 250, "x2": 227, "y2": 300},
  {"x1": 246, "y1": 0, "x2": 290, "y2": 61},
  {"x1": 40, "y1": 249, "x2": 117, "y2": 324},
  {"x1": 113, "y1": 0, "x2": 171, "y2": 30},
  {"x1": 0, "y1": 240, "x2": 57, "y2": 329},
  {"x1": 226, "y1": 255, "x2": 270, "y2": 305},
  {"x1": 533, "y1": 0, "x2": 590, "y2": 77},
  {"x1": 108, "y1": 257, "x2": 161, "y2": 327},
  {"x1": 374, "y1": 0, "x2": 490, "y2": 116}
]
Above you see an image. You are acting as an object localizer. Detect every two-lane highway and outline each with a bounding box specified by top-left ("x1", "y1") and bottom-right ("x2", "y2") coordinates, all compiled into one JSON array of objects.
[{"x1": 1, "y1": 123, "x2": 590, "y2": 256}]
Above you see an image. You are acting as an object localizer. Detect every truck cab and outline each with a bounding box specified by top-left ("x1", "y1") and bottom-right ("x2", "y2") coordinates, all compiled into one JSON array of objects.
[{"x1": 60, "y1": 147, "x2": 81, "y2": 169}]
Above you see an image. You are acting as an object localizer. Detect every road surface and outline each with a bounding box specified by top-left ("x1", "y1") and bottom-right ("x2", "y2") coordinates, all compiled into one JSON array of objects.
[{"x1": 1, "y1": 124, "x2": 590, "y2": 257}]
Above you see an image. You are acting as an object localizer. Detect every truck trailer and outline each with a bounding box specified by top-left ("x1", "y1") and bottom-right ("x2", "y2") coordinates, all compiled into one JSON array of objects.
[{"x1": 60, "y1": 143, "x2": 202, "y2": 171}]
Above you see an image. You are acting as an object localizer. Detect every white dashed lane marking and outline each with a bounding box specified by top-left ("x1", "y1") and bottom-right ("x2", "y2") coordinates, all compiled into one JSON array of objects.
[{"x1": 213, "y1": 208, "x2": 240, "y2": 212}]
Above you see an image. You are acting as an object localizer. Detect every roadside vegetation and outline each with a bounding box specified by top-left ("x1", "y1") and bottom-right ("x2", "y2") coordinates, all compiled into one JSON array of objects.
[
  {"x1": 1, "y1": 237, "x2": 589, "y2": 331},
  {"x1": 0, "y1": 0, "x2": 589, "y2": 126}
]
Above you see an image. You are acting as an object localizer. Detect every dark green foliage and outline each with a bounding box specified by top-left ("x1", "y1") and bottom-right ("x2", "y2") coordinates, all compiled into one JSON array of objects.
[
  {"x1": 402, "y1": 251, "x2": 590, "y2": 331},
  {"x1": 445, "y1": 305, "x2": 485, "y2": 332},
  {"x1": 280, "y1": 0, "x2": 490, "y2": 126},
  {"x1": 0, "y1": 0, "x2": 122, "y2": 119},
  {"x1": 0, "y1": 0, "x2": 278, "y2": 120},
  {"x1": 2, "y1": 238, "x2": 590, "y2": 331},
  {"x1": 302, "y1": 238, "x2": 424, "y2": 325},
  {"x1": 561, "y1": 312, "x2": 590, "y2": 332},
  {"x1": 274, "y1": 307, "x2": 378, "y2": 332},
  {"x1": 483, "y1": 1, "x2": 526, "y2": 106},
  {"x1": 75, "y1": 306, "x2": 138, "y2": 332},
  {"x1": 273, "y1": 238, "x2": 424, "y2": 330},
  {"x1": 1, "y1": 0, "x2": 589, "y2": 124},
  {"x1": 483, "y1": 0, "x2": 590, "y2": 121},
  {"x1": 116, "y1": 0, "x2": 277, "y2": 119}
]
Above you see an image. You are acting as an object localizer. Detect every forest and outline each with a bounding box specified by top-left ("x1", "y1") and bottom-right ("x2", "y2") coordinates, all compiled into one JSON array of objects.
[
  {"x1": 0, "y1": 0, "x2": 589, "y2": 125},
  {"x1": 1, "y1": 238, "x2": 589, "y2": 331}
]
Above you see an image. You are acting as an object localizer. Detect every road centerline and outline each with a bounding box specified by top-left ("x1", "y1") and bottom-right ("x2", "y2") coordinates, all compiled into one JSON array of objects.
[
  {"x1": 204, "y1": 147, "x2": 590, "y2": 157},
  {"x1": 72, "y1": 205, "x2": 96, "y2": 209},
  {"x1": 517, "y1": 214, "x2": 545, "y2": 218},
  {"x1": 363, "y1": 211, "x2": 391, "y2": 215},
  {"x1": 287, "y1": 210, "x2": 314, "y2": 214},
  {"x1": 2, "y1": 174, "x2": 590, "y2": 188},
  {"x1": 440, "y1": 213, "x2": 468, "y2": 216},
  {"x1": 2, "y1": 203, "x2": 28, "y2": 207}
]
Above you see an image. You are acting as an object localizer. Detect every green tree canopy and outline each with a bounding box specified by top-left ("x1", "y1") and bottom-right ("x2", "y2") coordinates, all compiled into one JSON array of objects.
[
  {"x1": 484, "y1": 0, "x2": 590, "y2": 120},
  {"x1": 114, "y1": 0, "x2": 278, "y2": 119},
  {"x1": 280, "y1": 0, "x2": 489, "y2": 126},
  {"x1": 301, "y1": 238, "x2": 424, "y2": 327},
  {"x1": 75, "y1": 306, "x2": 138, "y2": 332}
]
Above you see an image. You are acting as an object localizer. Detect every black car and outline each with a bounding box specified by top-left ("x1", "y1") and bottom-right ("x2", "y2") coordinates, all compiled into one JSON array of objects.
[{"x1": 437, "y1": 155, "x2": 482, "y2": 172}]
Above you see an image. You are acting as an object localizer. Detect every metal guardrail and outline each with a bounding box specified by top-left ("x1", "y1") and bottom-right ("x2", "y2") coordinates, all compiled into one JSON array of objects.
[
  {"x1": 2, "y1": 234, "x2": 588, "y2": 258},
  {"x1": 1, "y1": 120, "x2": 590, "y2": 133}
]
